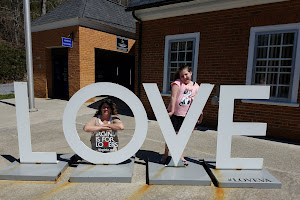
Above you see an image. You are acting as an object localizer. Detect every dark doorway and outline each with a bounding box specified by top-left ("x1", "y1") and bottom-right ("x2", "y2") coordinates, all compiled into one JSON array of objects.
[
  {"x1": 52, "y1": 48, "x2": 69, "y2": 99},
  {"x1": 95, "y1": 49, "x2": 135, "y2": 91}
]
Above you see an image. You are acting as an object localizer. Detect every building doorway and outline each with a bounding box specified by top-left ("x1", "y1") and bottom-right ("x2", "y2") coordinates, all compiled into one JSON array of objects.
[
  {"x1": 52, "y1": 48, "x2": 69, "y2": 99},
  {"x1": 95, "y1": 48, "x2": 135, "y2": 91}
]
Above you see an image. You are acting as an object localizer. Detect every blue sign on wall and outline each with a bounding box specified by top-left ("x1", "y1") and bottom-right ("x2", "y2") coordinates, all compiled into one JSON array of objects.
[{"x1": 62, "y1": 37, "x2": 73, "y2": 48}]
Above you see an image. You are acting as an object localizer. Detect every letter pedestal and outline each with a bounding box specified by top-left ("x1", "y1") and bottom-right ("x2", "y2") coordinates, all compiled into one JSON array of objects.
[
  {"x1": 148, "y1": 157, "x2": 211, "y2": 185},
  {"x1": 0, "y1": 154, "x2": 72, "y2": 181},
  {"x1": 69, "y1": 157, "x2": 135, "y2": 183},
  {"x1": 204, "y1": 159, "x2": 281, "y2": 188}
]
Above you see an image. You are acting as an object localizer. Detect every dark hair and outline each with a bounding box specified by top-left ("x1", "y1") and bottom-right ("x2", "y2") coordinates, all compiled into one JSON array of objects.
[
  {"x1": 174, "y1": 65, "x2": 192, "y2": 80},
  {"x1": 94, "y1": 99, "x2": 118, "y2": 117}
]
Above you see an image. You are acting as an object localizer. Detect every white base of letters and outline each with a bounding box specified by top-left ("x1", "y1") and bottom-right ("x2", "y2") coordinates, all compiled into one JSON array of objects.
[
  {"x1": 204, "y1": 159, "x2": 281, "y2": 188},
  {"x1": 148, "y1": 157, "x2": 211, "y2": 185},
  {"x1": 0, "y1": 154, "x2": 71, "y2": 181},
  {"x1": 69, "y1": 157, "x2": 135, "y2": 183}
]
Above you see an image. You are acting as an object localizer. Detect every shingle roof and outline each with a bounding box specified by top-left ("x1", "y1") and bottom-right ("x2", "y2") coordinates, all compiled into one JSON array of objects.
[
  {"x1": 126, "y1": 0, "x2": 193, "y2": 11},
  {"x1": 32, "y1": 0, "x2": 135, "y2": 33}
]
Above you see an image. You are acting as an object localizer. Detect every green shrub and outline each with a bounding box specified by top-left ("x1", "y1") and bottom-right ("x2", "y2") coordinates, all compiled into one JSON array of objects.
[
  {"x1": 0, "y1": 93, "x2": 14, "y2": 100},
  {"x1": 0, "y1": 41, "x2": 26, "y2": 83}
]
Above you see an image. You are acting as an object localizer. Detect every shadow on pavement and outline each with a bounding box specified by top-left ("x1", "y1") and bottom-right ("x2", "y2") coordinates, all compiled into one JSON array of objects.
[
  {"x1": 0, "y1": 101, "x2": 15, "y2": 107},
  {"x1": 88, "y1": 96, "x2": 134, "y2": 117},
  {"x1": 248, "y1": 136, "x2": 300, "y2": 146},
  {"x1": 136, "y1": 150, "x2": 162, "y2": 164},
  {"x1": 1, "y1": 155, "x2": 19, "y2": 163}
]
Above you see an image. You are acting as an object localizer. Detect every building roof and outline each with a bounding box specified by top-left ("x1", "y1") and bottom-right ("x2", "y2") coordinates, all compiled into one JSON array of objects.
[
  {"x1": 126, "y1": 0, "x2": 193, "y2": 11},
  {"x1": 32, "y1": 0, "x2": 135, "y2": 33}
]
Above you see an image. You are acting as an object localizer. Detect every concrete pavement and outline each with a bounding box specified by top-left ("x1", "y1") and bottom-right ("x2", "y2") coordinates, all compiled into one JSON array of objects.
[
  {"x1": 0, "y1": 97, "x2": 299, "y2": 199},
  {"x1": 0, "y1": 83, "x2": 14, "y2": 95}
]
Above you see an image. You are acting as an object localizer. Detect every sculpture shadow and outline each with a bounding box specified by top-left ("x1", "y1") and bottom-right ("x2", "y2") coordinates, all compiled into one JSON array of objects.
[
  {"x1": 88, "y1": 96, "x2": 134, "y2": 117},
  {"x1": 195, "y1": 125, "x2": 217, "y2": 131},
  {"x1": 135, "y1": 149, "x2": 162, "y2": 165},
  {"x1": 68, "y1": 154, "x2": 134, "y2": 167},
  {"x1": 0, "y1": 101, "x2": 15, "y2": 107},
  {"x1": 1, "y1": 155, "x2": 19, "y2": 163},
  {"x1": 135, "y1": 150, "x2": 162, "y2": 184},
  {"x1": 248, "y1": 136, "x2": 300, "y2": 146},
  {"x1": 1, "y1": 154, "x2": 76, "y2": 165}
]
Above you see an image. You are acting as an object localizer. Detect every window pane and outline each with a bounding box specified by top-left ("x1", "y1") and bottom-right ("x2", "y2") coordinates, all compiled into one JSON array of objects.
[
  {"x1": 178, "y1": 52, "x2": 185, "y2": 61},
  {"x1": 281, "y1": 60, "x2": 292, "y2": 66},
  {"x1": 255, "y1": 67, "x2": 266, "y2": 72},
  {"x1": 266, "y1": 73, "x2": 278, "y2": 84},
  {"x1": 171, "y1": 42, "x2": 178, "y2": 51},
  {"x1": 277, "y1": 86, "x2": 289, "y2": 98},
  {"x1": 270, "y1": 34, "x2": 281, "y2": 45},
  {"x1": 268, "y1": 67, "x2": 278, "y2": 72},
  {"x1": 283, "y1": 33, "x2": 294, "y2": 45},
  {"x1": 167, "y1": 38, "x2": 195, "y2": 92},
  {"x1": 281, "y1": 46, "x2": 294, "y2": 58},
  {"x1": 268, "y1": 60, "x2": 279, "y2": 66},
  {"x1": 253, "y1": 31, "x2": 296, "y2": 100},
  {"x1": 255, "y1": 73, "x2": 266, "y2": 84},
  {"x1": 258, "y1": 34, "x2": 269, "y2": 46},
  {"x1": 256, "y1": 60, "x2": 267, "y2": 66},
  {"x1": 187, "y1": 41, "x2": 193, "y2": 50},
  {"x1": 256, "y1": 47, "x2": 268, "y2": 58},
  {"x1": 186, "y1": 52, "x2": 193, "y2": 61},
  {"x1": 280, "y1": 67, "x2": 291, "y2": 72},
  {"x1": 179, "y1": 42, "x2": 186, "y2": 51},
  {"x1": 170, "y1": 67, "x2": 177, "y2": 72},
  {"x1": 171, "y1": 63, "x2": 177, "y2": 68},
  {"x1": 170, "y1": 72, "x2": 176, "y2": 81},
  {"x1": 269, "y1": 47, "x2": 280, "y2": 58},
  {"x1": 185, "y1": 62, "x2": 192, "y2": 67},
  {"x1": 179, "y1": 63, "x2": 185, "y2": 67},
  {"x1": 279, "y1": 74, "x2": 291, "y2": 84},
  {"x1": 171, "y1": 53, "x2": 177, "y2": 61},
  {"x1": 270, "y1": 86, "x2": 277, "y2": 97}
]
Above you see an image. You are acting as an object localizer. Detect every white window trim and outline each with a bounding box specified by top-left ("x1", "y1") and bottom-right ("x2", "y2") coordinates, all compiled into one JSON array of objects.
[
  {"x1": 162, "y1": 32, "x2": 200, "y2": 94},
  {"x1": 246, "y1": 23, "x2": 300, "y2": 103}
]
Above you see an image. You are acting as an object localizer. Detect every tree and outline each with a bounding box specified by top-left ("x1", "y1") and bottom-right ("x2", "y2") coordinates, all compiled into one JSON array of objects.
[{"x1": 41, "y1": 0, "x2": 47, "y2": 15}]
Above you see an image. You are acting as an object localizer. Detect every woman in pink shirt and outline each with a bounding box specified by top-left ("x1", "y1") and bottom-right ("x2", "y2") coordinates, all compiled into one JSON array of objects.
[{"x1": 160, "y1": 65, "x2": 202, "y2": 166}]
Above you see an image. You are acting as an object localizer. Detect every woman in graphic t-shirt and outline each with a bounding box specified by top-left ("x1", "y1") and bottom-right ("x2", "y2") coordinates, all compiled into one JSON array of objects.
[{"x1": 83, "y1": 99, "x2": 124, "y2": 153}]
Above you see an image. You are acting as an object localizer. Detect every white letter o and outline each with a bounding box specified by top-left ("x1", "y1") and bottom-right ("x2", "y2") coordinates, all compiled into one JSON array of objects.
[{"x1": 63, "y1": 82, "x2": 148, "y2": 164}]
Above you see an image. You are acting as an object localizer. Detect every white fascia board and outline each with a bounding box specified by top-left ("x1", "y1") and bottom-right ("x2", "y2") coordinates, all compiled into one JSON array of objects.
[
  {"x1": 134, "y1": 0, "x2": 288, "y2": 21},
  {"x1": 31, "y1": 18, "x2": 79, "y2": 32}
]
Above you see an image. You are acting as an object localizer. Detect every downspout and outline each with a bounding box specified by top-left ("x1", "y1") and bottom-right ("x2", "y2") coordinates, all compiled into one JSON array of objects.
[{"x1": 132, "y1": 10, "x2": 142, "y2": 98}]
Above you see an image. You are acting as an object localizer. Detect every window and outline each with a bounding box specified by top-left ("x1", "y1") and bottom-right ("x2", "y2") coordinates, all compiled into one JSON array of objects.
[
  {"x1": 246, "y1": 24, "x2": 300, "y2": 103},
  {"x1": 163, "y1": 33, "x2": 200, "y2": 93}
]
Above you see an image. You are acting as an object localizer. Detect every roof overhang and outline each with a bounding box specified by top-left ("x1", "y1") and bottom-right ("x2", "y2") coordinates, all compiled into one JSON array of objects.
[
  {"x1": 130, "y1": 0, "x2": 288, "y2": 21},
  {"x1": 31, "y1": 17, "x2": 136, "y2": 39}
]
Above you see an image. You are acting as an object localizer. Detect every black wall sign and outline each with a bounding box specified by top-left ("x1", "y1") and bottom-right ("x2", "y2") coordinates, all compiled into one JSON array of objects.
[{"x1": 117, "y1": 36, "x2": 128, "y2": 52}]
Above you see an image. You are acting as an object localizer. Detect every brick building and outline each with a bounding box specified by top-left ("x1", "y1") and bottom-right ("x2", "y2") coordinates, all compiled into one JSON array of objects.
[
  {"x1": 126, "y1": 0, "x2": 300, "y2": 142},
  {"x1": 32, "y1": 0, "x2": 135, "y2": 100}
]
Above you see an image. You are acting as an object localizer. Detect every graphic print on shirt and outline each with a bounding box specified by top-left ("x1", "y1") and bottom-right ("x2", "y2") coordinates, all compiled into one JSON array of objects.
[
  {"x1": 179, "y1": 89, "x2": 193, "y2": 106},
  {"x1": 91, "y1": 130, "x2": 119, "y2": 152}
]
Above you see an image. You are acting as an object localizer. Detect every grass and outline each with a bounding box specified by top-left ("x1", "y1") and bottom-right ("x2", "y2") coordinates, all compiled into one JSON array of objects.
[{"x1": 0, "y1": 93, "x2": 14, "y2": 100}]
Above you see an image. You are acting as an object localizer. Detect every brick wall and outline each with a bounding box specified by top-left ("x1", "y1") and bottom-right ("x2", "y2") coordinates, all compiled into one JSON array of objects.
[
  {"x1": 78, "y1": 26, "x2": 135, "y2": 90},
  {"x1": 32, "y1": 25, "x2": 135, "y2": 99},
  {"x1": 32, "y1": 26, "x2": 80, "y2": 98},
  {"x1": 135, "y1": 1, "x2": 300, "y2": 142}
]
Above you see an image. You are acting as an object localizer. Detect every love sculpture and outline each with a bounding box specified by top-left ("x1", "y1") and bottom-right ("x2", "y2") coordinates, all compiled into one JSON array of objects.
[{"x1": 14, "y1": 82, "x2": 270, "y2": 169}]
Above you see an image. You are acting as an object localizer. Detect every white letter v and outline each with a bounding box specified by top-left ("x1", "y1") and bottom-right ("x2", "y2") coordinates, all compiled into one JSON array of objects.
[{"x1": 143, "y1": 83, "x2": 214, "y2": 166}]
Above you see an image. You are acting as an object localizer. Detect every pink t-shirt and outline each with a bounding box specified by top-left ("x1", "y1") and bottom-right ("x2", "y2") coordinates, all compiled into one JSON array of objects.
[{"x1": 170, "y1": 79, "x2": 199, "y2": 117}]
